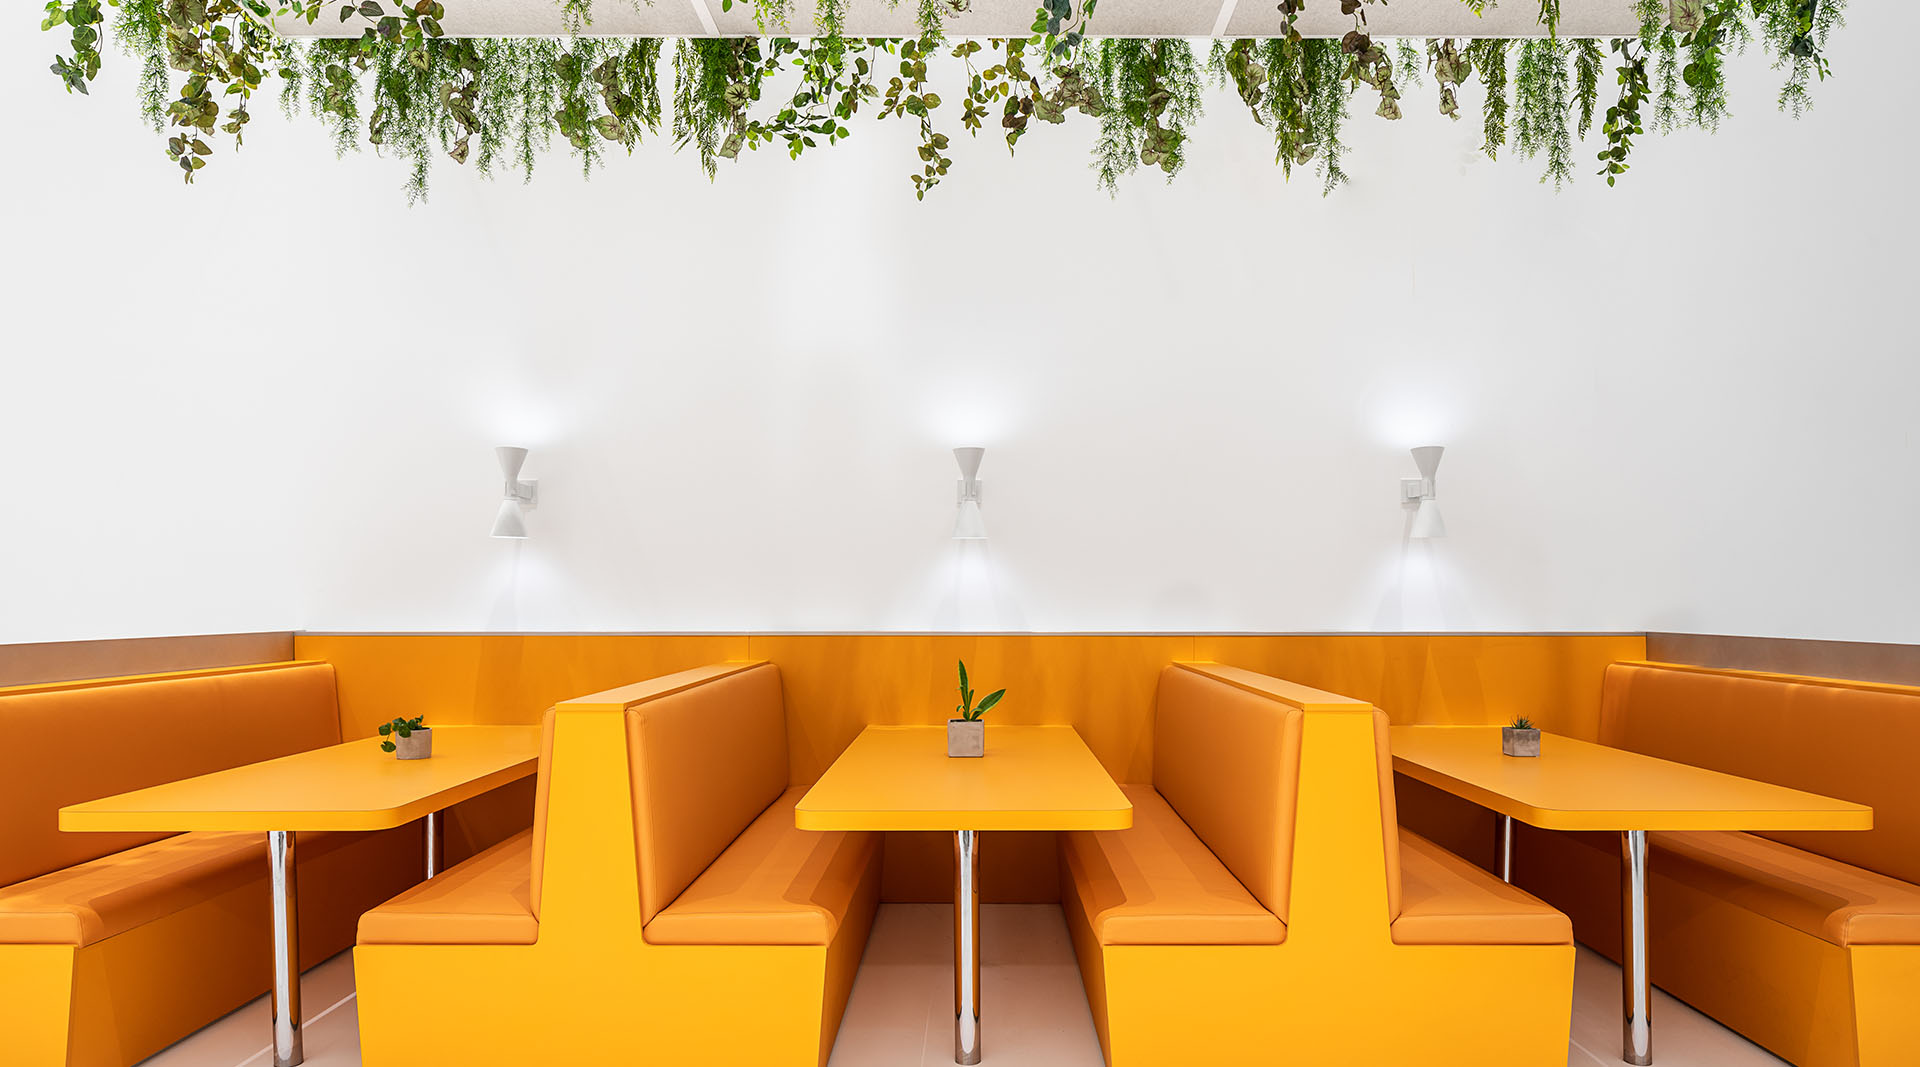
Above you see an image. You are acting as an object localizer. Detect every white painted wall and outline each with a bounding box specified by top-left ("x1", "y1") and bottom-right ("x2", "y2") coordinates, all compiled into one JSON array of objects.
[{"x1": 3, "y1": 7, "x2": 1916, "y2": 642}]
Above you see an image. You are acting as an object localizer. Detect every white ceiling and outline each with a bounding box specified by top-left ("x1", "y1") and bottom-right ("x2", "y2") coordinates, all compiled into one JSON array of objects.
[{"x1": 272, "y1": 0, "x2": 1643, "y2": 38}]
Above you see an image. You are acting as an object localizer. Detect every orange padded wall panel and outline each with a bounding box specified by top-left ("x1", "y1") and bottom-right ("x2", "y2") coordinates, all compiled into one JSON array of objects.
[
  {"x1": 1194, "y1": 634, "x2": 1644, "y2": 741},
  {"x1": 295, "y1": 632, "x2": 1638, "y2": 899},
  {"x1": 1196, "y1": 634, "x2": 1647, "y2": 871}
]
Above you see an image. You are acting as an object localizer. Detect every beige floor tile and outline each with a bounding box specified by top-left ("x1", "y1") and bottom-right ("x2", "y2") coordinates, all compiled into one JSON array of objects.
[
  {"x1": 139, "y1": 906, "x2": 1798, "y2": 1067},
  {"x1": 1567, "y1": 945, "x2": 1786, "y2": 1067}
]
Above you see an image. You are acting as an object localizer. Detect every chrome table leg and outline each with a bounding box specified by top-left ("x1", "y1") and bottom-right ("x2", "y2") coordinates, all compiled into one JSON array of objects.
[
  {"x1": 426, "y1": 810, "x2": 443, "y2": 879},
  {"x1": 1498, "y1": 814, "x2": 1515, "y2": 884},
  {"x1": 1621, "y1": 829, "x2": 1652, "y2": 1065},
  {"x1": 269, "y1": 830, "x2": 303, "y2": 1067},
  {"x1": 954, "y1": 829, "x2": 981, "y2": 1065}
]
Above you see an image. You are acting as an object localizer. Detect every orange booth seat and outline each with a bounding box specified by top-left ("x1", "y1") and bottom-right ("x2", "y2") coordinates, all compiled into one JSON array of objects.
[
  {"x1": 1515, "y1": 662, "x2": 1920, "y2": 1067},
  {"x1": 0, "y1": 662, "x2": 425, "y2": 1067},
  {"x1": 1060, "y1": 663, "x2": 1574, "y2": 1067},
  {"x1": 353, "y1": 661, "x2": 882, "y2": 1067}
]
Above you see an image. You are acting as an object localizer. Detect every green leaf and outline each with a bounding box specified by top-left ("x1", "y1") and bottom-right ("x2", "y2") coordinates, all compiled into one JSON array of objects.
[{"x1": 974, "y1": 689, "x2": 1005, "y2": 717}]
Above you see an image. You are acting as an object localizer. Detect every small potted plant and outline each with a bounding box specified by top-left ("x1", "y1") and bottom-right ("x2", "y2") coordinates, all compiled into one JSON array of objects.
[
  {"x1": 379, "y1": 716, "x2": 433, "y2": 760},
  {"x1": 1502, "y1": 716, "x2": 1541, "y2": 757},
  {"x1": 948, "y1": 660, "x2": 1005, "y2": 758}
]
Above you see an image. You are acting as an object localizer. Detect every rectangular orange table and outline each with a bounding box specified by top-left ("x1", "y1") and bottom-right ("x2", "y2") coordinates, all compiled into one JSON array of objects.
[
  {"x1": 1390, "y1": 725, "x2": 1871, "y2": 1066},
  {"x1": 60, "y1": 724, "x2": 540, "y2": 1067},
  {"x1": 797, "y1": 725, "x2": 1131, "y2": 1065}
]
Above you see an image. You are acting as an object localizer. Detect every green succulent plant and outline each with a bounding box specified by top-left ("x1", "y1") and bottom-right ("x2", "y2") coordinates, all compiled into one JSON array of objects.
[
  {"x1": 1510, "y1": 716, "x2": 1538, "y2": 731},
  {"x1": 954, "y1": 660, "x2": 1005, "y2": 723},
  {"x1": 378, "y1": 715, "x2": 427, "y2": 752}
]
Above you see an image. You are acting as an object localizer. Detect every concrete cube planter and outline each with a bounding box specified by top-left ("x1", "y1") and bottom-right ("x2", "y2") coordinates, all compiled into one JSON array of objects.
[
  {"x1": 1502, "y1": 727, "x2": 1541, "y2": 758},
  {"x1": 393, "y1": 727, "x2": 434, "y2": 760},
  {"x1": 948, "y1": 719, "x2": 984, "y2": 758}
]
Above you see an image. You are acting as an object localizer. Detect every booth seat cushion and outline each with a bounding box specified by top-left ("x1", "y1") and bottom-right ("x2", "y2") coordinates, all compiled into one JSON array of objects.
[
  {"x1": 645, "y1": 787, "x2": 878, "y2": 946},
  {"x1": 1392, "y1": 830, "x2": 1572, "y2": 947},
  {"x1": 1060, "y1": 784, "x2": 1284, "y2": 947},
  {"x1": 357, "y1": 829, "x2": 538, "y2": 946},
  {"x1": 0, "y1": 829, "x2": 364, "y2": 946},
  {"x1": 1650, "y1": 829, "x2": 1920, "y2": 947}
]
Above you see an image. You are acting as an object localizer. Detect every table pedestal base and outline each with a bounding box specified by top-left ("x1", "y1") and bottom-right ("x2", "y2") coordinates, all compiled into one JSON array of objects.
[
  {"x1": 426, "y1": 810, "x2": 443, "y2": 879},
  {"x1": 953, "y1": 829, "x2": 981, "y2": 1065},
  {"x1": 1621, "y1": 829, "x2": 1652, "y2": 1065},
  {"x1": 268, "y1": 830, "x2": 303, "y2": 1067}
]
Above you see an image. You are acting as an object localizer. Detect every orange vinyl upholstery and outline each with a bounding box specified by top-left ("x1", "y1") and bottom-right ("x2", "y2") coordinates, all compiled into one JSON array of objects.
[
  {"x1": 1148, "y1": 665, "x2": 1302, "y2": 922},
  {"x1": 1060, "y1": 784, "x2": 1285, "y2": 946},
  {"x1": 1392, "y1": 830, "x2": 1571, "y2": 946},
  {"x1": 527, "y1": 706, "x2": 557, "y2": 919},
  {"x1": 1517, "y1": 662, "x2": 1920, "y2": 1067},
  {"x1": 1371, "y1": 709, "x2": 1405, "y2": 922},
  {"x1": 1650, "y1": 829, "x2": 1920, "y2": 947},
  {"x1": 626, "y1": 663, "x2": 791, "y2": 926},
  {"x1": 1600, "y1": 663, "x2": 1920, "y2": 885},
  {"x1": 0, "y1": 663, "x2": 342, "y2": 889},
  {"x1": 352, "y1": 662, "x2": 884, "y2": 1067},
  {"x1": 1059, "y1": 663, "x2": 1574, "y2": 1067},
  {"x1": 357, "y1": 830, "x2": 538, "y2": 946},
  {"x1": 645, "y1": 787, "x2": 879, "y2": 946},
  {"x1": 0, "y1": 663, "x2": 424, "y2": 1067},
  {"x1": 0, "y1": 829, "x2": 373, "y2": 946}
]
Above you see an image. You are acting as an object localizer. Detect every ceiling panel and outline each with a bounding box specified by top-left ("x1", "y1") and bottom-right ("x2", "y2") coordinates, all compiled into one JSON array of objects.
[
  {"x1": 1226, "y1": 0, "x2": 1643, "y2": 37},
  {"x1": 271, "y1": 0, "x2": 1644, "y2": 37}
]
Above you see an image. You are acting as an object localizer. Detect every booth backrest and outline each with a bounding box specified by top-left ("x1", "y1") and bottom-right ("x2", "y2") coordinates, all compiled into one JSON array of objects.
[
  {"x1": 1369, "y1": 708, "x2": 1404, "y2": 922},
  {"x1": 1152, "y1": 665, "x2": 1304, "y2": 923},
  {"x1": 528, "y1": 705, "x2": 559, "y2": 918},
  {"x1": 625, "y1": 663, "x2": 789, "y2": 926},
  {"x1": 1600, "y1": 662, "x2": 1920, "y2": 886},
  {"x1": 0, "y1": 662, "x2": 343, "y2": 889}
]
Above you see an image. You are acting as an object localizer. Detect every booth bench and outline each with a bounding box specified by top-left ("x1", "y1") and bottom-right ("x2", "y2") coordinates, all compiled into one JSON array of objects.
[
  {"x1": 0, "y1": 663, "x2": 424, "y2": 1067},
  {"x1": 1517, "y1": 662, "x2": 1920, "y2": 1067},
  {"x1": 353, "y1": 661, "x2": 881, "y2": 1066},
  {"x1": 1061, "y1": 663, "x2": 1575, "y2": 1066}
]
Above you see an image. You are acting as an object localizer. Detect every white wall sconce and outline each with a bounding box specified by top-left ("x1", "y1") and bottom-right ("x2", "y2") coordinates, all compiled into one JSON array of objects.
[
  {"x1": 1400, "y1": 445, "x2": 1447, "y2": 539},
  {"x1": 490, "y1": 446, "x2": 539, "y2": 539},
  {"x1": 953, "y1": 447, "x2": 987, "y2": 540}
]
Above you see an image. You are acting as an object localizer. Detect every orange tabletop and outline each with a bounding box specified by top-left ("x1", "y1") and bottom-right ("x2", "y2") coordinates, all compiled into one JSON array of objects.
[
  {"x1": 1389, "y1": 725, "x2": 1872, "y2": 832},
  {"x1": 59, "y1": 725, "x2": 540, "y2": 834},
  {"x1": 796, "y1": 725, "x2": 1133, "y2": 832}
]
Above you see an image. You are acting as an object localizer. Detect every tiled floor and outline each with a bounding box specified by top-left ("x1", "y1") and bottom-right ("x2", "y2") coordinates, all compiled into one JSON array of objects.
[{"x1": 141, "y1": 903, "x2": 1789, "y2": 1067}]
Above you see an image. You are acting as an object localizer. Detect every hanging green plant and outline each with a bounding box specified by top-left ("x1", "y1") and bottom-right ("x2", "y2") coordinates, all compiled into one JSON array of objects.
[
  {"x1": 1466, "y1": 37, "x2": 1509, "y2": 158},
  {"x1": 36, "y1": 0, "x2": 1851, "y2": 200},
  {"x1": 1429, "y1": 37, "x2": 1471, "y2": 120},
  {"x1": 1090, "y1": 37, "x2": 1202, "y2": 195},
  {"x1": 1597, "y1": 36, "x2": 1648, "y2": 184},
  {"x1": 1514, "y1": 37, "x2": 1574, "y2": 186}
]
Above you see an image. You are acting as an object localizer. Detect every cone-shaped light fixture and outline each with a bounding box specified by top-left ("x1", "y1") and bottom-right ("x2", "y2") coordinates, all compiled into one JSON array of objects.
[
  {"x1": 953, "y1": 447, "x2": 986, "y2": 540},
  {"x1": 490, "y1": 446, "x2": 538, "y2": 539},
  {"x1": 1404, "y1": 445, "x2": 1446, "y2": 540},
  {"x1": 1410, "y1": 496, "x2": 1447, "y2": 539},
  {"x1": 491, "y1": 498, "x2": 529, "y2": 539}
]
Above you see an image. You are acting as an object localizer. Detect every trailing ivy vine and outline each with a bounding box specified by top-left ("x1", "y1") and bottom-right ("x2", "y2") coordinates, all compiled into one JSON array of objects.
[
  {"x1": 1090, "y1": 38, "x2": 1201, "y2": 194},
  {"x1": 38, "y1": 0, "x2": 1850, "y2": 199}
]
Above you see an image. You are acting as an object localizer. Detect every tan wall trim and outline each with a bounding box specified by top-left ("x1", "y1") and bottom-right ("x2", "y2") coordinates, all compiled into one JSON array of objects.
[
  {"x1": 0, "y1": 632, "x2": 295, "y2": 688},
  {"x1": 1646, "y1": 633, "x2": 1920, "y2": 689}
]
